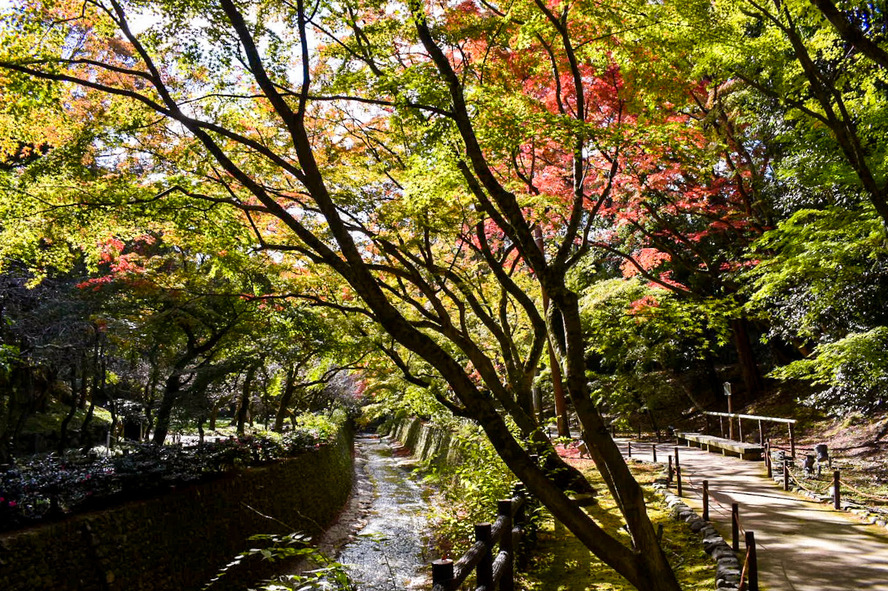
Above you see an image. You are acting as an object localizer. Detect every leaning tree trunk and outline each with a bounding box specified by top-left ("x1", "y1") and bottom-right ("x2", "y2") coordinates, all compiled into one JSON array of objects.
[{"x1": 555, "y1": 288, "x2": 683, "y2": 591}]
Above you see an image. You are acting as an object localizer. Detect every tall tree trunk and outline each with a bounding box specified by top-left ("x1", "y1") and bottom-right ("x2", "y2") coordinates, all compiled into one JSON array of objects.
[
  {"x1": 532, "y1": 382, "x2": 543, "y2": 423},
  {"x1": 108, "y1": 396, "x2": 119, "y2": 450},
  {"x1": 58, "y1": 358, "x2": 84, "y2": 453},
  {"x1": 552, "y1": 286, "x2": 682, "y2": 591},
  {"x1": 731, "y1": 317, "x2": 762, "y2": 402},
  {"x1": 535, "y1": 226, "x2": 570, "y2": 438},
  {"x1": 209, "y1": 403, "x2": 219, "y2": 431},
  {"x1": 152, "y1": 371, "x2": 182, "y2": 446},
  {"x1": 237, "y1": 365, "x2": 256, "y2": 437},
  {"x1": 80, "y1": 341, "x2": 105, "y2": 452},
  {"x1": 274, "y1": 367, "x2": 297, "y2": 432}
]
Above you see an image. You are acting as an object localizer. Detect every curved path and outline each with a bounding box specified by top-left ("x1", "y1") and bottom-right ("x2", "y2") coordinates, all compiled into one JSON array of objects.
[{"x1": 621, "y1": 439, "x2": 888, "y2": 590}]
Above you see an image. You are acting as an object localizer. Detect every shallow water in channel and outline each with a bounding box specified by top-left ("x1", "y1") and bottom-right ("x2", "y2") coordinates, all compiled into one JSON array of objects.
[{"x1": 337, "y1": 435, "x2": 432, "y2": 590}]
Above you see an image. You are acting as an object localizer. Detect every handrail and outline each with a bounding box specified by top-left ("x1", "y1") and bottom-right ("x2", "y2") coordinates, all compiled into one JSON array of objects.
[
  {"x1": 432, "y1": 493, "x2": 526, "y2": 591},
  {"x1": 703, "y1": 411, "x2": 796, "y2": 424},
  {"x1": 702, "y1": 411, "x2": 797, "y2": 458}
]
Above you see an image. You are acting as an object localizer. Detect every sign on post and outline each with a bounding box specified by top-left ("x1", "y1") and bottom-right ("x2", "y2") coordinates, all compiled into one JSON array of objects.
[{"x1": 724, "y1": 382, "x2": 734, "y2": 440}]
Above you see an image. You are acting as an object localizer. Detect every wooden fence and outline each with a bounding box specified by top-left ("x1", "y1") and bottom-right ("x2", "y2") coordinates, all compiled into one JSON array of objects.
[
  {"x1": 702, "y1": 411, "x2": 797, "y2": 459},
  {"x1": 665, "y1": 444, "x2": 760, "y2": 591},
  {"x1": 431, "y1": 493, "x2": 526, "y2": 591}
]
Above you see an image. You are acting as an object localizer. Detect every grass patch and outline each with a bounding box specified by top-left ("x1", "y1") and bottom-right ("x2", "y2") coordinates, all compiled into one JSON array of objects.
[{"x1": 519, "y1": 458, "x2": 713, "y2": 591}]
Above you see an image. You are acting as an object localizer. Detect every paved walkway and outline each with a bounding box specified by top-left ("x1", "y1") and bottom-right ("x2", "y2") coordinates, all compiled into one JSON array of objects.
[{"x1": 621, "y1": 440, "x2": 888, "y2": 591}]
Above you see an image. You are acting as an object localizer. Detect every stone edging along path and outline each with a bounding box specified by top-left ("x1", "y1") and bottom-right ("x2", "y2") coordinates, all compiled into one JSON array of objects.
[{"x1": 651, "y1": 472, "x2": 742, "y2": 591}]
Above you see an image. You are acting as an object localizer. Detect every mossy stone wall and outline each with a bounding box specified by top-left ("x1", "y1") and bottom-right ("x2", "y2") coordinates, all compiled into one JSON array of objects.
[{"x1": 0, "y1": 425, "x2": 353, "y2": 591}]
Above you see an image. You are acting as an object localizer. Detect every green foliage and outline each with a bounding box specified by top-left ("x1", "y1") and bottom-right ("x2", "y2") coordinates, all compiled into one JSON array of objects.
[
  {"x1": 292, "y1": 408, "x2": 347, "y2": 441},
  {"x1": 581, "y1": 278, "x2": 732, "y2": 369},
  {"x1": 423, "y1": 421, "x2": 517, "y2": 556},
  {"x1": 357, "y1": 361, "x2": 454, "y2": 425},
  {"x1": 579, "y1": 278, "x2": 733, "y2": 421},
  {"x1": 745, "y1": 206, "x2": 888, "y2": 413},
  {"x1": 745, "y1": 206, "x2": 888, "y2": 344},
  {"x1": 772, "y1": 327, "x2": 888, "y2": 415},
  {"x1": 205, "y1": 532, "x2": 354, "y2": 591},
  {"x1": 0, "y1": 343, "x2": 18, "y2": 373}
]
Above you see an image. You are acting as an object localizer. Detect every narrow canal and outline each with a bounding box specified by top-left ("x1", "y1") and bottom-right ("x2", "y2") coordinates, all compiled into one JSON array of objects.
[{"x1": 336, "y1": 434, "x2": 432, "y2": 590}]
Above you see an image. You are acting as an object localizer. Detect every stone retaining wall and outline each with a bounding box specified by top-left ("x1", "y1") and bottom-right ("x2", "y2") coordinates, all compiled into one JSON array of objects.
[{"x1": 0, "y1": 425, "x2": 354, "y2": 591}]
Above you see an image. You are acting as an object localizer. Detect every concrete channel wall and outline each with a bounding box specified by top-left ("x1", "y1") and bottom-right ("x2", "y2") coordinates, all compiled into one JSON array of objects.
[
  {"x1": 384, "y1": 417, "x2": 463, "y2": 466},
  {"x1": 0, "y1": 425, "x2": 354, "y2": 591}
]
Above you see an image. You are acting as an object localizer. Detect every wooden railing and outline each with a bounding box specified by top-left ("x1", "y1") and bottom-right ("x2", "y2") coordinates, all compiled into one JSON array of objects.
[
  {"x1": 702, "y1": 411, "x2": 797, "y2": 459},
  {"x1": 431, "y1": 493, "x2": 526, "y2": 591},
  {"x1": 667, "y1": 445, "x2": 761, "y2": 591}
]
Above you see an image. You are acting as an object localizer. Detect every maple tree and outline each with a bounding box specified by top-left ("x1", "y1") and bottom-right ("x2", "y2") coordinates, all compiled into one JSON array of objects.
[
  {"x1": 0, "y1": 0, "x2": 693, "y2": 587},
  {"x1": 635, "y1": 0, "x2": 888, "y2": 225},
  {"x1": 16, "y1": 0, "x2": 884, "y2": 585},
  {"x1": 613, "y1": 0, "x2": 888, "y2": 415}
]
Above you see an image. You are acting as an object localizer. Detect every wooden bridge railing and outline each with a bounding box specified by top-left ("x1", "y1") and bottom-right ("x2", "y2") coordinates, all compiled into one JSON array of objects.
[{"x1": 431, "y1": 493, "x2": 526, "y2": 591}]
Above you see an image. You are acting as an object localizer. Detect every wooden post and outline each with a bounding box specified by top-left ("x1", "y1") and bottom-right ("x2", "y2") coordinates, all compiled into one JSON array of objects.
[
  {"x1": 789, "y1": 423, "x2": 796, "y2": 460},
  {"x1": 783, "y1": 459, "x2": 790, "y2": 491},
  {"x1": 746, "y1": 531, "x2": 759, "y2": 591},
  {"x1": 677, "y1": 466, "x2": 683, "y2": 497},
  {"x1": 719, "y1": 416, "x2": 725, "y2": 438},
  {"x1": 674, "y1": 446, "x2": 680, "y2": 472},
  {"x1": 726, "y1": 382, "x2": 734, "y2": 440},
  {"x1": 628, "y1": 441, "x2": 632, "y2": 458},
  {"x1": 765, "y1": 442, "x2": 772, "y2": 479},
  {"x1": 757, "y1": 420, "x2": 764, "y2": 445},
  {"x1": 731, "y1": 503, "x2": 740, "y2": 552},
  {"x1": 668, "y1": 455, "x2": 673, "y2": 483},
  {"x1": 738, "y1": 418, "x2": 744, "y2": 443},
  {"x1": 513, "y1": 492, "x2": 528, "y2": 570},
  {"x1": 514, "y1": 490, "x2": 526, "y2": 526},
  {"x1": 475, "y1": 523, "x2": 493, "y2": 588},
  {"x1": 432, "y1": 559, "x2": 454, "y2": 590},
  {"x1": 703, "y1": 480, "x2": 709, "y2": 521},
  {"x1": 652, "y1": 444, "x2": 657, "y2": 463},
  {"x1": 498, "y1": 499, "x2": 514, "y2": 591},
  {"x1": 833, "y1": 470, "x2": 841, "y2": 510}
]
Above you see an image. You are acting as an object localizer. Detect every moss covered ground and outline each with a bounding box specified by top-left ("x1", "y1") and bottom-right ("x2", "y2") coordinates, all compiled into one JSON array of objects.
[
  {"x1": 519, "y1": 455, "x2": 713, "y2": 591},
  {"x1": 21, "y1": 400, "x2": 112, "y2": 434}
]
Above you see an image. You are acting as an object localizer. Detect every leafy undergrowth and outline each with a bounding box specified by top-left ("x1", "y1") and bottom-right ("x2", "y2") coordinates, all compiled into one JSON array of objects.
[{"x1": 519, "y1": 453, "x2": 713, "y2": 591}]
